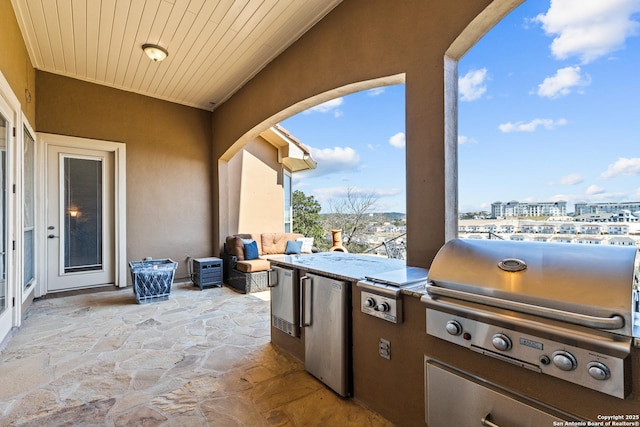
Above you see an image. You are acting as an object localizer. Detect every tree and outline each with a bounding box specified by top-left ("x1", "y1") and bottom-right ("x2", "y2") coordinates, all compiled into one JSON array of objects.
[
  {"x1": 292, "y1": 190, "x2": 328, "y2": 251},
  {"x1": 327, "y1": 187, "x2": 378, "y2": 253}
]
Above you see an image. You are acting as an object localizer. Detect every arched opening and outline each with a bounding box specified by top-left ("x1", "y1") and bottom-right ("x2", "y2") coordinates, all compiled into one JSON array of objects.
[
  {"x1": 218, "y1": 74, "x2": 405, "y2": 251},
  {"x1": 450, "y1": 0, "x2": 640, "y2": 245}
]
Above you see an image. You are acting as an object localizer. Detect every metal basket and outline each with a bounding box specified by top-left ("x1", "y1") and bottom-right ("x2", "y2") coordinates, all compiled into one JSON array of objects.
[{"x1": 129, "y1": 259, "x2": 177, "y2": 304}]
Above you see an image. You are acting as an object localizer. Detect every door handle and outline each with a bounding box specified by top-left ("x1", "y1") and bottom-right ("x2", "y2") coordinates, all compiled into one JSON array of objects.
[
  {"x1": 48, "y1": 234, "x2": 59, "y2": 239},
  {"x1": 300, "y1": 276, "x2": 312, "y2": 327},
  {"x1": 267, "y1": 269, "x2": 277, "y2": 287}
]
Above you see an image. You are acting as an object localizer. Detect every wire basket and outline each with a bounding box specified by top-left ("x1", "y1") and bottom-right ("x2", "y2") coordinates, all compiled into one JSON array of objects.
[{"x1": 129, "y1": 258, "x2": 177, "y2": 304}]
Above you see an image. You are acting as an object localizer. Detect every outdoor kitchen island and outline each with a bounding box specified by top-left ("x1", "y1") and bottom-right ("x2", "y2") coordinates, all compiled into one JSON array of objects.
[
  {"x1": 267, "y1": 249, "x2": 640, "y2": 427},
  {"x1": 267, "y1": 252, "x2": 433, "y2": 426}
]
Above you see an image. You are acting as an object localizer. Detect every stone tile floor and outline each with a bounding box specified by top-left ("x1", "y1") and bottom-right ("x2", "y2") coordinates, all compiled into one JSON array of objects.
[{"x1": 0, "y1": 283, "x2": 393, "y2": 426}]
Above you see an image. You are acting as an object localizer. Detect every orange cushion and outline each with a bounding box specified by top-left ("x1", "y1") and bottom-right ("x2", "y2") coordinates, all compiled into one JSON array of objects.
[{"x1": 235, "y1": 259, "x2": 271, "y2": 273}]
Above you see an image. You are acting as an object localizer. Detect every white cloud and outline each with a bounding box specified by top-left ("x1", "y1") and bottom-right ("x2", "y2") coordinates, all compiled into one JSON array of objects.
[
  {"x1": 600, "y1": 157, "x2": 640, "y2": 178},
  {"x1": 534, "y1": 0, "x2": 640, "y2": 63},
  {"x1": 458, "y1": 135, "x2": 477, "y2": 145},
  {"x1": 304, "y1": 97, "x2": 344, "y2": 115},
  {"x1": 586, "y1": 191, "x2": 628, "y2": 202},
  {"x1": 367, "y1": 87, "x2": 385, "y2": 96},
  {"x1": 389, "y1": 132, "x2": 406, "y2": 148},
  {"x1": 586, "y1": 184, "x2": 605, "y2": 195},
  {"x1": 554, "y1": 173, "x2": 584, "y2": 185},
  {"x1": 298, "y1": 147, "x2": 361, "y2": 178},
  {"x1": 536, "y1": 66, "x2": 590, "y2": 98},
  {"x1": 459, "y1": 68, "x2": 488, "y2": 101},
  {"x1": 498, "y1": 118, "x2": 567, "y2": 133}
]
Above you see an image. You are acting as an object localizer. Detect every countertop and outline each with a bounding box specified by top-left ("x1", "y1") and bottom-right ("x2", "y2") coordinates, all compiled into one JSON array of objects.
[{"x1": 268, "y1": 252, "x2": 428, "y2": 298}]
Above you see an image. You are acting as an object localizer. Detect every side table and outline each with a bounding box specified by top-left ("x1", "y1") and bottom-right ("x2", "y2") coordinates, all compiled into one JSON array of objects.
[{"x1": 192, "y1": 257, "x2": 223, "y2": 290}]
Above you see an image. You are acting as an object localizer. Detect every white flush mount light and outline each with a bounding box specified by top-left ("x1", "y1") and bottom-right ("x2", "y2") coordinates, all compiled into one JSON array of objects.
[{"x1": 142, "y1": 43, "x2": 168, "y2": 62}]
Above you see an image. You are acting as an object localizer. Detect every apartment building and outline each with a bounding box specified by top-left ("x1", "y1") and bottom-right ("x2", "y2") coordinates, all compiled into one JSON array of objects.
[
  {"x1": 575, "y1": 202, "x2": 640, "y2": 216},
  {"x1": 491, "y1": 200, "x2": 567, "y2": 218}
]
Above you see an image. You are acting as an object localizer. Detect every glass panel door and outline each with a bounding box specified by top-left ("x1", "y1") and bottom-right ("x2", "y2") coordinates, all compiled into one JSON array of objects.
[
  {"x1": 23, "y1": 127, "x2": 35, "y2": 288},
  {"x1": 63, "y1": 157, "x2": 103, "y2": 273},
  {"x1": 0, "y1": 114, "x2": 7, "y2": 317},
  {"x1": 47, "y1": 145, "x2": 114, "y2": 292}
]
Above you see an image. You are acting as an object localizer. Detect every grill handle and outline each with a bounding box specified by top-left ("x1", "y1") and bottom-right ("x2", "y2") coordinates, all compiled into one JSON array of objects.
[
  {"x1": 481, "y1": 413, "x2": 500, "y2": 427},
  {"x1": 425, "y1": 284, "x2": 625, "y2": 330}
]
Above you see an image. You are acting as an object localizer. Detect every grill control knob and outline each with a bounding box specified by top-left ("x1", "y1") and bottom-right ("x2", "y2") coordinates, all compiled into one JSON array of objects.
[
  {"x1": 552, "y1": 351, "x2": 577, "y2": 371},
  {"x1": 492, "y1": 333, "x2": 512, "y2": 351},
  {"x1": 376, "y1": 302, "x2": 390, "y2": 312},
  {"x1": 445, "y1": 320, "x2": 463, "y2": 336},
  {"x1": 364, "y1": 297, "x2": 376, "y2": 308},
  {"x1": 587, "y1": 362, "x2": 611, "y2": 381}
]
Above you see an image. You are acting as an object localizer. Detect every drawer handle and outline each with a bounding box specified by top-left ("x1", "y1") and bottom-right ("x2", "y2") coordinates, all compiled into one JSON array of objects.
[{"x1": 481, "y1": 413, "x2": 500, "y2": 427}]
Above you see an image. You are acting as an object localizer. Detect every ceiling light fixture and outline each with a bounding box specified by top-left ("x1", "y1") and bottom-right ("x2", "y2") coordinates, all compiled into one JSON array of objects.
[{"x1": 142, "y1": 43, "x2": 168, "y2": 62}]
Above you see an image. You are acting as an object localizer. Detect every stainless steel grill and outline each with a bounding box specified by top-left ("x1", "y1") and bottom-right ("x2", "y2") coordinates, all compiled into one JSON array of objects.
[{"x1": 421, "y1": 238, "x2": 640, "y2": 399}]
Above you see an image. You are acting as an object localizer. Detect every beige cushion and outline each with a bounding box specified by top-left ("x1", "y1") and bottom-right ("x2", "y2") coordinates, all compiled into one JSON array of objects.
[
  {"x1": 235, "y1": 259, "x2": 271, "y2": 273},
  {"x1": 261, "y1": 233, "x2": 304, "y2": 255}
]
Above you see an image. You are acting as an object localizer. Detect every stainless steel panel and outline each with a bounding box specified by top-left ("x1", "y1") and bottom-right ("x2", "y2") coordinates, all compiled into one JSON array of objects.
[
  {"x1": 359, "y1": 288, "x2": 403, "y2": 323},
  {"x1": 428, "y1": 239, "x2": 638, "y2": 336},
  {"x1": 364, "y1": 266, "x2": 428, "y2": 287},
  {"x1": 425, "y1": 359, "x2": 581, "y2": 426},
  {"x1": 270, "y1": 266, "x2": 299, "y2": 337},
  {"x1": 425, "y1": 304, "x2": 631, "y2": 398},
  {"x1": 302, "y1": 272, "x2": 349, "y2": 396}
]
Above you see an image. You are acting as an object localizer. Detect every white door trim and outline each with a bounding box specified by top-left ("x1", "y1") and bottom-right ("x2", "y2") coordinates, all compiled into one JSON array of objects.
[
  {"x1": 38, "y1": 133, "x2": 126, "y2": 296},
  {"x1": 0, "y1": 70, "x2": 19, "y2": 340}
]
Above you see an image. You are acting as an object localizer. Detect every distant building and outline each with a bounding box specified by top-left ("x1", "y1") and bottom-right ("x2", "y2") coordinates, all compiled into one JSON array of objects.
[
  {"x1": 608, "y1": 236, "x2": 636, "y2": 246},
  {"x1": 558, "y1": 223, "x2": 577, "y2": 234},
  {"x1": 574, "y1": 203, "x2": 640, "y2": 222},
  {"x1": 458, "y1": 218, "x2": 640, "y2": 247},
  {"x1": 580, "y1": 223, "x2": 603, "y2": 235},
  {"x1": 491, "y1": 200, "x2": 567, "y2": 219},
  {"x1": 606, "y1": 224, "x2": 630, "y2": 235}
]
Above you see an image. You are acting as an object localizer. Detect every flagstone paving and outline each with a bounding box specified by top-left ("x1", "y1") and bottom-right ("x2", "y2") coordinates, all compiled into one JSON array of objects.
[{"x1": 0, "y1": 283, "x2": 392, "y2": 426}]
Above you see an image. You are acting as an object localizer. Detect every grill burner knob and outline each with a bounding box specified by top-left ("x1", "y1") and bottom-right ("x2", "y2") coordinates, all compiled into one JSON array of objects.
[
  {"x1": 445, "y1": 320, "x2": 463, "y2": 336},
  {"x1": 552, "y1": 351, "x2": 577, "y2": 371},
  {"x1": 376, "y1": 302, "x2": 390, "y2": 312},
  {"x1": 587, "y1": 361, "x2": 611, "y2": 381},
  {"x1": 364, "y1": 297, "x2": 376, "y2": 308},
  {"x1": 491, "y1": 333, "x2": 512, "y2": 351}
]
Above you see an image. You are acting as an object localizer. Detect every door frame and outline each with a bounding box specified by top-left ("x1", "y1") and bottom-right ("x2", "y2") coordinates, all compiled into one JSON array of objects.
[
  {"x1": 0, "y1": 70, "x2": 19, "y2": 339},
  {"x1": 38, "y1": 133, "x2": 126, "y2": 296}
]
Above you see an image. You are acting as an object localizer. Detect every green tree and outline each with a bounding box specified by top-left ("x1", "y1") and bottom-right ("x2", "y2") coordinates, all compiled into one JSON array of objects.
[{"x1": 292, "y1": 190, "x2": 327, "y2": 251}]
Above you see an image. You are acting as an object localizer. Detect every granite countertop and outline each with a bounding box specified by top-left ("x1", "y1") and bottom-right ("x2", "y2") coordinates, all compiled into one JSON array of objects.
[{"x1": 268, "y1": 252, "x2": 428, "y2": 298}]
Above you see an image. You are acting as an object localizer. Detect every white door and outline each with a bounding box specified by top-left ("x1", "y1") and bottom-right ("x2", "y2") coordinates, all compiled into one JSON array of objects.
[
  {"x1": 46, "y1": 145, "x2": 115, "y2": 292},
  {"x1": 0, "y1": 109, "x2": 12, "y2": 339}
]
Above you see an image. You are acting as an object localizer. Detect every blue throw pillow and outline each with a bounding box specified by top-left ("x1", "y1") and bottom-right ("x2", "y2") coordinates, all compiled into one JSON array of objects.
[
  {"x1": 285, "y1": 240, "x2": 303, "y2": 255},
  {"x1": 243, "y1": 240, "x2": 259, "y2": 260}
]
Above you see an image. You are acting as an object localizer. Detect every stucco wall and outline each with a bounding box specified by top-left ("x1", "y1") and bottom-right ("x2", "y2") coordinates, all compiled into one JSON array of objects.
[
  {"x1": 240, "y1": 137, "x2": 284, "y2": 233},
  {"x1": 0, "y1": 0, "x2": 35, "y2": 125},
  {"x1": 211, "y1": 0, "x2": 502, "y2": 267},
  {"x1": 36, "y1": 72, "x2": 213, "y2": 280},
  {"x1": 225, "y1": 136, "x2": 285, "y2": 236}
]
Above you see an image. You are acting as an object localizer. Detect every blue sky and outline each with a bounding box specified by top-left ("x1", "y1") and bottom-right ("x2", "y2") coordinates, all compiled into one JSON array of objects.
[
  {"x1": 281, "y1": 85, "x2": 406, "y2": 213},
  {"x1": 281, "y1": 0, "x2": 640, "y2": 214}
]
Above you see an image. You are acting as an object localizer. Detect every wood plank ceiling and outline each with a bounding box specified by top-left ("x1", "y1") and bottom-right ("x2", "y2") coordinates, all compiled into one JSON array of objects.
[{"x1": 11, "y1": 0, "x2": 342, "y2": 110}]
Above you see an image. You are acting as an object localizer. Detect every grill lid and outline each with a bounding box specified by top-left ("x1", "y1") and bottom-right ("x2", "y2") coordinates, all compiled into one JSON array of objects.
[{"x1": 427, "y1": 238, "x2": 639, "y2": 336}]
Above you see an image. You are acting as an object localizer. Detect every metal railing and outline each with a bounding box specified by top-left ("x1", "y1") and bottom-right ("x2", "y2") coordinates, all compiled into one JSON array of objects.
[{"x1": 365, "y1": 233, "x2": 407, "y2": 259}]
